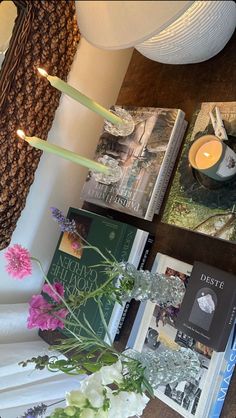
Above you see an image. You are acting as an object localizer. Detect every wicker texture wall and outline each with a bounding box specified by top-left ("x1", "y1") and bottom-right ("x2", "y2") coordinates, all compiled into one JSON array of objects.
[{"x1": 0, "y1": 0, "x2": 80, "y2": 250}]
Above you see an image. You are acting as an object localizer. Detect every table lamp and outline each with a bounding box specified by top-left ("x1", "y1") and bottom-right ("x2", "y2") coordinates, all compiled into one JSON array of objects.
[{"x1": 75, "y1": 1, "x2": 236, "y2": 64}]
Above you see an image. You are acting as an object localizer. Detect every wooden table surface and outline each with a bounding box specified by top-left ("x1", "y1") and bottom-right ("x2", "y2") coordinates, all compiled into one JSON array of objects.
[
  {"x1": 88, "y1": 30, "x2": 236, "y2": 418},
  {"x1": 42, "y1": 30, "x2": 236, "y2": 418}
]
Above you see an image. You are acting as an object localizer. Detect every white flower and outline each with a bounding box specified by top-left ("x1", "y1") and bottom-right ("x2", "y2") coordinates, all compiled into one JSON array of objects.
[
  {"x1": 80, "y1": 373, "x2": 105, "y2": 408},
  {"x1": 80, "y1": 409, "x2": 97, "y2": 418},
  {"x1": 108, "y1": 391, "x2": 149, "y2": 418},
  {"x1": 66, "y1": 390, "x2": 87, "y2": 408},
  {"x1": 99, "y1": 360, "x2": 123, "y2": 385}
]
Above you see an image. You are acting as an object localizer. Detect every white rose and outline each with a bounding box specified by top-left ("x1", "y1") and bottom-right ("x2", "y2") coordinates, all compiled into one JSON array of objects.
[
  {"x1": 66, "y1": 390, "x2": 87, "y2": 408},
  {"x1": 100, "y1": 360, "x2": 123, "y2": 385}
]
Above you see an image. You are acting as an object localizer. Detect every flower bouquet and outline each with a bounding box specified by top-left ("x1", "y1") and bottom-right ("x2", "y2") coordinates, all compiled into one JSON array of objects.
[{"x1": 5, "y1": 208, "x2": 201, "y2": 418}]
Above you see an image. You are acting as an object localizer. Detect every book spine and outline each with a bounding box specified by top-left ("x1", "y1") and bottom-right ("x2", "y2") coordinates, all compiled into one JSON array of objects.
[
  {"x1": 145, "y1": 110, "x2": 185, "y2": 220},
  {"x1": 218, "y1": 300, "x2": 236, "y2": 352},
  {"x1": 114, "y1": 234, "x2": 155, "y2": 340},
  {"x1": 209, "y1": 324, "x2": 236, "y2": 418},
  {"x1": 155, "y1": 120, "x2": 187, "y2": 214}
]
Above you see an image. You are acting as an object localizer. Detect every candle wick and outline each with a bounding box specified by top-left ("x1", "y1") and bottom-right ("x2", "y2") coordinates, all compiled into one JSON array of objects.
[
  {"x1": 203, "y1": 152, "x2": 211, "y2": 158},
  {"x1": 37, "y1": 67, "x2": 48, "y2": 78}
]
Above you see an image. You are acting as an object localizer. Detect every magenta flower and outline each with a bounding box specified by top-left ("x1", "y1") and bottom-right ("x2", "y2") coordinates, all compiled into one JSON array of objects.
[
  {"x1": 5, "y1": 244, "x2": 32, "y2": 280},
  {"x1": 27, "y1": 294, "x2": 68, "y2": 331},
  {"x1": 42, "y1": 282, "x2": 65, "y2": 303}
]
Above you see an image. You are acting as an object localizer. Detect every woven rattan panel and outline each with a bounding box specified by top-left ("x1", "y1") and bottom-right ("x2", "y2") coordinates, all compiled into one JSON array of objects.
[{"x1": 0, "y1": 0, "x2": 80, "y2": 250}]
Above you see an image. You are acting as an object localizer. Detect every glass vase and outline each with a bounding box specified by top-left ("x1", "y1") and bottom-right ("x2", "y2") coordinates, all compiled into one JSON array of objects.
[
  {"x1": 125, "y1": 348, "x2": 201, "y2": 389},
  {"x1": 116, "y1": 262, "x2": 186, "y2": 307},
  {"x1": 104, "y1": 106, "x2": 135, "y2": 137}
]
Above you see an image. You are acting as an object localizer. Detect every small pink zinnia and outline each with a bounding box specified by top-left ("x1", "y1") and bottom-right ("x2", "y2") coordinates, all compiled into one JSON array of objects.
[
  {"x1": 5, "y1": 244, "x2": 32, "y2": 280},
  {"x1": 42, "y1": 282, "x2": 65, "y2": 303}
]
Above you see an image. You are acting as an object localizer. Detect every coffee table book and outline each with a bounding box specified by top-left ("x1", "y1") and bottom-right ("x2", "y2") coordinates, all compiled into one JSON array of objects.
[
  {"x1": 127, "y1": 253, "x2": 234, "y2": 418},
  {"x1": 176, "y1": 262, "x2": 236, "y2": 352},
  {"x1": 81, "y1": 106, "x2": 186, "y2": 220},
  {"x1": 162, "y1": 101, "x2": 236, "y2": 243},
  {"x1": 208, "y1": 322, "x2": 235, "y2": 418},
  {"x1": 46, "y1": 207, "x2": 150, "y2": 343}
]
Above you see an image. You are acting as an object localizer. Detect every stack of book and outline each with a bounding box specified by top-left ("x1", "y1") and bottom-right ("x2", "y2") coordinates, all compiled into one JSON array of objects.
[
  {"x1": 46, "y1": 207, "x2": 153, "y2": 343},
  {"x1": 81, "y1": 106, "x2": 187, "y2": 220},
  {"x1": 127, "y1": 253, "x2": 235, "y2": 418}
]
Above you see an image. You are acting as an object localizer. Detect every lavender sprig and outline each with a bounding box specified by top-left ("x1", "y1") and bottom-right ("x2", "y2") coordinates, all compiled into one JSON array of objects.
[
  {"x1": 18, "y1": 400, "x2": 64, "y2": 418},
  {"x1": 18, "y1": 403, "x2": 47, "y2": 418},
  {"x1": 50, "y1": 207, "x2": 77, "y2": 233}
]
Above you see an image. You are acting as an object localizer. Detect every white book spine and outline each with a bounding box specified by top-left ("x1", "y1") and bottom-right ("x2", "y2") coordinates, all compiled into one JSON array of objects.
[
  {"x1": 154, "y1": 120, "x2": 187, "y2": 214},
  {"x1": 145, "y1": 110, "x2": 185, "y2": 220},
  {"x1": 104, "y1": 229, "x2": 149, "y2": 343}
]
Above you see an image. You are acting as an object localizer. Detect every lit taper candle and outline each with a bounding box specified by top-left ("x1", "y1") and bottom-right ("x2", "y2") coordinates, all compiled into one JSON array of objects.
[
  {"x1": 17, "y1": 130, "x2": 109, "y2": 174},
  {"x1": 37, "y1": 68, "x2": 124, "y2": 126}
]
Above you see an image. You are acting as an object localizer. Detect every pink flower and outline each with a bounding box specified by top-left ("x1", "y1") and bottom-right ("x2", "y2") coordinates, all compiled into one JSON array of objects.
[
  {"x1": 5, "y1": 244, "x2": 32, "y2": 280},
  {"x1": 27, "y1": 294, "x2": 68, "y2": 331},
  {"x1": 71, "y1": 241, "x2": 81, "y2": 250},
  {"x1": 42, "y1": 282, "x2": 65, "y2": 303}
]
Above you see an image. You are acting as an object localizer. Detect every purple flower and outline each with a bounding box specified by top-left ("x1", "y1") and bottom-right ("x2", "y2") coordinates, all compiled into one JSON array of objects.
[
  {"x1": 50, "y1": 207, "x2": 77, "y2": 233},
  {"x1": 19, "y1": 403, "x2": 47, "y2": 418}
]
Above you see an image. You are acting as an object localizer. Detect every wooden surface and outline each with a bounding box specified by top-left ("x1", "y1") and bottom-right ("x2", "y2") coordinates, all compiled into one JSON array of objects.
[
  {"x1": 87, "y1": 30, "x2": 236, "y2": 418},
  {"x1": 42, "y1": 31, "x2": 236, "y2": 418}
]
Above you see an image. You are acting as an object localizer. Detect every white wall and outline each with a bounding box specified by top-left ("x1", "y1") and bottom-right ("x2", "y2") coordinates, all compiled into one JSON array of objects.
[{"x1": 0, "y1": 37, "x2": 133, "y2": 307}]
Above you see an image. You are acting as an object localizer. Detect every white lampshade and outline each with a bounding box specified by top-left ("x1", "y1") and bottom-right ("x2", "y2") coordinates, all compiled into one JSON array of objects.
[
  {"x1": 75, "y1": 0, "x2": 236, "y2": 64},
  {"x1": 75, "y1": 1, "x2": 194, "y2": 49},
  {"x1": 136, "y1": 1, "x2": 236, "y2": 64}
]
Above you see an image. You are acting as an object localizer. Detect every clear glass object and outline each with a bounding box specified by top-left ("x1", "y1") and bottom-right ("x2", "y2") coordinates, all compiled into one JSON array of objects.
[
  {"x1": 104, "y1": 106, "x2": 135, "y2": 137},
  {"x1": 117, "y1": 262, "x2": 186, "y2": 307},
  {"x1": 125, "y1": 348, "x2": 201, "y2": 388},
  {"x1": 92, "y1": 155, "x2": 123, "y2": 185}
]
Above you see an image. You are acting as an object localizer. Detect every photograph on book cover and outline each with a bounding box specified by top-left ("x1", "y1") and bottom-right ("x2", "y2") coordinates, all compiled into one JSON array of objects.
[
  {"x1": 162, "y1": 102, "x2": 236, "y2": 243},
  {"x1": 82, "y1": 107, "x2": 185, "y2": 220},
  {"x1": 127, "y1": 254, "x2": 228, "y2": 418},
  {"x1": 59, "y1": 212, "x2": 92, "y2": 259}
]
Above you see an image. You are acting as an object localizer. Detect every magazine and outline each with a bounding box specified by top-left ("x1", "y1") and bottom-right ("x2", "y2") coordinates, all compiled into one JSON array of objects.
[
  {"x1": 162, "y1": 101, "x2": 236, "y2": 243},
  {"x1": 127, "y1": 253, "x2": 232, "y2": 418},
  {"x1": 81, "y1": 106, "x2": 186, "y2": 220}
]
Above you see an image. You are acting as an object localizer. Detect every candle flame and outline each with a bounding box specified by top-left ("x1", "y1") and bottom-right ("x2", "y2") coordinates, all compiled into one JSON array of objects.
[
  {"x1": 37, "y1": 68, "x2": 48, "y2": 78},
  {"x1": 203, "y1": 152, "x2": 211, "y2": 158},
  {"x1": 17, "y1": 129, "x2": 26, "y2": 140}
]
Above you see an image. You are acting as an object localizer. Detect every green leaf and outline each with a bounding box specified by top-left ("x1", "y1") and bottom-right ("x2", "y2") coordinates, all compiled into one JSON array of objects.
[{"x1": 83, "y1": 362, "x2": 100, "y2": 373}]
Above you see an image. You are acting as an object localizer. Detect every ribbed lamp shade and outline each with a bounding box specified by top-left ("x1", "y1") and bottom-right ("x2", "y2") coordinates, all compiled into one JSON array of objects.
[
  {"x1": 76, "y1": 1, "x2": 236, "y2": 64},
  {"x1": 136, "y1": 1, "x2": 236, "y2": 64},
  {"x1": 75, "y1": 1, "x2": 194, "y2": 49}
]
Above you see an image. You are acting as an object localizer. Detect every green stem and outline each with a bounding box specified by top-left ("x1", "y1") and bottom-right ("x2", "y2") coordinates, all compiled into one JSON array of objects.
[
  {"x1": 97, "y1": 297, "x2": 113, "y2": 345},
  {"x1": 31, "y1": 257, "x2": 111, "y2": 348}
]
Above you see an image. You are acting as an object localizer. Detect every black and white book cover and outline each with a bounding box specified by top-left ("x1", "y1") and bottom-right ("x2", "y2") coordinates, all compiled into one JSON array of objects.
[{"x1": 176, "y1": 262, "x2": 236, "y2": 352}]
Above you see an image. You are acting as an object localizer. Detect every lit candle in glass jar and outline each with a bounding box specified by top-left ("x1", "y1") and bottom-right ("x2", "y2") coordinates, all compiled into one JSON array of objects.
[
  {"x1": 189, "y1": 135, "x2": 236, "y2": 181},
  {"x1": 194, "y1": 139, "x2": 222, "y2": 169}
]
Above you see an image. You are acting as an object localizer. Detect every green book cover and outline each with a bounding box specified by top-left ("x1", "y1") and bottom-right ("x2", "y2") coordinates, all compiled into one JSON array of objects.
[
  {"x1": 47, "y1": 207, "x2": 146, "y2": 340},
  {"x1": 162, "y1": 102, "x2": 236, "y2": 242}
]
